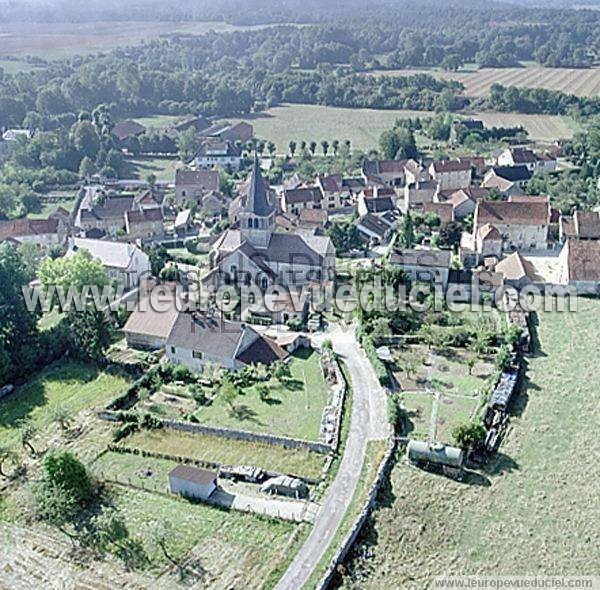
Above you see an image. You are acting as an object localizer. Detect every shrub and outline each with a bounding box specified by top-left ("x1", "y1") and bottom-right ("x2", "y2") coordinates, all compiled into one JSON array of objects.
[
  {"x1": 362, "y1": 334, "x2": 390, "y2": 386},
  {"x1": 112, "y1": 422, "x2": 137, "y2": 442}
]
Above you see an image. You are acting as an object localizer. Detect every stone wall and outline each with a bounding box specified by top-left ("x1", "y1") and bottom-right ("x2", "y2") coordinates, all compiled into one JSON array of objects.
[{"x1": 315, "y1": 437, "x2": 397, "y2": 590}]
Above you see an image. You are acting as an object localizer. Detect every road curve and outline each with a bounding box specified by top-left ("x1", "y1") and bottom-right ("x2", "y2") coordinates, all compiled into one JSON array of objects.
[{"x1": 274, "y1": 324, "x2": 388, "y2": 590}]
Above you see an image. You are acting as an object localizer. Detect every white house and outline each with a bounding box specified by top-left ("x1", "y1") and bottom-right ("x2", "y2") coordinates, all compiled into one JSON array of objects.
[
  {"x1": 0, "y1": 218, "x2": 65, "y2": 248},
  {"x1": 193, "y1": 140, "x2": 242, "y2": 170},
  {"x1": 67, "y1": 237, "x2": 151, "y2": 288}
]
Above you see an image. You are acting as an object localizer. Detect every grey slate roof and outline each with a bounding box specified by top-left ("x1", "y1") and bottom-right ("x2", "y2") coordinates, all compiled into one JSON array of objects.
[{"x1": 246, "y1": 155, "x2": 274, "y2": 216}]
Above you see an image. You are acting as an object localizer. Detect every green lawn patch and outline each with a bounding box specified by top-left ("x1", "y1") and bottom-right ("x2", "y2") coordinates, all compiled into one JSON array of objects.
[
  {"x1": 0, "y1": 361, "x2": 131, "y2": 444},
  {"x1": 123, "y1": 428, "x2": 325, "y2": 480},
  {"x1": 124, "y1": 155, "x2": 178, "y2": 182},
  {"x1": 194, "y1": 350, "x2": 329, "y2": 441}
]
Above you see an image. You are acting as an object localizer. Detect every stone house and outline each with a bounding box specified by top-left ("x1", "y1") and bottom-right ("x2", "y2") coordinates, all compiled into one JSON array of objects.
[
  {"x1": 389, "y1": 247, "x2": 452, "y2": 289},
  {"x1": 175, "y1": 169, "x2": 221, "y2": 206},
  {"x1": 429, "y1": 160, "x2": 472, "y2": 191}
]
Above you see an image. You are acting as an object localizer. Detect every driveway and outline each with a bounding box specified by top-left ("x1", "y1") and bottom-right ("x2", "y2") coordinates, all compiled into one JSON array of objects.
[{"x1": 275, "y1": 323, "x2": 389, "y2": 590}]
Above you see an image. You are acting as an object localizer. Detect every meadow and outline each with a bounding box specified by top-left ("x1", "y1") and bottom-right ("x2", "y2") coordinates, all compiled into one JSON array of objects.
[
  {"x1": 233, "y1": 103, "x2": 578, "y2": 153},
  {"x1": 0, "y1": 21, "x2": 275, "y2": 60},
  {"x1": 344, "y1": 298, "x2": 600, "y2": 587},
  {"x1": 372, "y1": 65, "x2": 600, "y2": 98}
]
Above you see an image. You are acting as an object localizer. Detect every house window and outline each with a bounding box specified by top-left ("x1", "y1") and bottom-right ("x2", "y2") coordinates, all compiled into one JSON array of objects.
[
  {"x1": 192, "y1": 350, "x2": 204, "y2": 360},
  {"x1": 170, "y1": 346, "x2": 176, "y2": 354},
  {"x1": 182, "y1": 190, "x2": 186, "y2": 197}
]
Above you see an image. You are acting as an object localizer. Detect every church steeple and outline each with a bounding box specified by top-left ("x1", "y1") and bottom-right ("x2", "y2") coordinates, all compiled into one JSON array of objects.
[{"x1": 239, "y1": 154, "x2": 274, "y2": 248}]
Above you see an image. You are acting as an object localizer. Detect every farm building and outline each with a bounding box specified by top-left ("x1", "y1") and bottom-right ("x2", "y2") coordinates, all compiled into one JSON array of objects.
[
  {"x1": 168, "y1": 465, "x2": 217, "y2": 500},
  {"x1": 260, "y1": 475, "x2": 309, "y2": 499}
]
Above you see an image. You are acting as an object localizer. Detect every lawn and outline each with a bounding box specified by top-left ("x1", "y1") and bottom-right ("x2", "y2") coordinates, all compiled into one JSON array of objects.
[
  {"x1": 123, "y1": 428, "x2": 326, "y2": 480},
  {"x1": 343, "y1": 298, "x2": 600, "y2": 586},
  {"x1": 107, "y1": 486, "x2": 305, "y2": 587},
  {"x1": 132, "y1": 114, "x2": 184, "y2": 130},
  {"x1": 27, "y1": 197, "x2": 76, "y2": 220},
  {"x1": 400, "y1": 392, "x2": 434, "y2": 440},
  {"x1": 124, "y1": 155, "x2": 179, "y2": 182},
  {"x1": 0, "y1": 361, "x2": 131, "y2": 445},
  {"x1": 0, "y1": 58, "x2": 45, "y2": 75},
  {"x1": 194, "y1": 349, "x2": 329, "y2": 441},
  {"x1": 232, "y1": 103, "x2": 577, "y2": 153}
]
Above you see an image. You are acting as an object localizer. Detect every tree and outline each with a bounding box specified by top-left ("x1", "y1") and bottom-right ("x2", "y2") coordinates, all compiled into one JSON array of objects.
[
  {"x1": 42, "y1": 450, "x2": 94, "y2": 504},
  {"x1": 266, "y1": 141, "x2": 276, "y2": 157},
  {"x1": 399, "y1": 211, "x2": 415, "y2": 248},
  {"x1": 452, "y1": 422, "x2": 486, "y2": 450},
  {"x1": 309, "y1": 141, "x2": 317, "y2": 155},
  {"x1": 68, "y1": 307, "x2": 113, "y2": 361},
  {"x1": 176, "y1": 127, "x2": 199, "y2": 163},
  {"x1": 379, "y1": 130, "x2": 402, "y2": 160},
  {"x1": 219, "y1": 379, "x2": 239, "y2": 410},
  {"x1": 332, "y1": 139, "x2": 340, "y2": 155},
  {"x1": 321, "y1": 140, "x2": 329, "y2": 156},
  {"x1": 79, "y1": 156, "x2": 96, "y2": 179},
  {"x1": 148, "y1": 244, "x2": 168, "y2": 277},
  {"x1": 438, "y1": 220, "x2": 462, "y2": 250},
  {"x1": 152, "y1": 521, "x2": 179, "y2": 568},
  {"x1": 71, "y1": 121, "x2": 100, "y2": 159},
  {"x1": 288, "y1": 140, "x2": 297, "y2": 157},
  {"x1": 467, "y1": 357, "x2": 476, "y2": 376},
  {"x1": 273, "y1": 361, "x2": 291, "y2": 382}
]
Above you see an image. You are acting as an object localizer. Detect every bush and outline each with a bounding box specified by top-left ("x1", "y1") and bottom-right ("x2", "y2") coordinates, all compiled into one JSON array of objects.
[
  {"x1": 112, "y1": 422, "x2": 137, "y2": 442},
  {"x1": 361, "y1": 333, "x2": 390, "y2": 386}
]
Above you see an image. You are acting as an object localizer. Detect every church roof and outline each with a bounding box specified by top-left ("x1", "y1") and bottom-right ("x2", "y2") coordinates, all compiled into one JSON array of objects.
[{"x1": 246, "y1": 155, "x2": 273, "y2": 217}]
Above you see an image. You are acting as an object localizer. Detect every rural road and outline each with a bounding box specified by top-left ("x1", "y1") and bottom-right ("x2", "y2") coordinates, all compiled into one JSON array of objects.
[{"x1": 275, "y1": 323, "x2": 389, "y2": 590}]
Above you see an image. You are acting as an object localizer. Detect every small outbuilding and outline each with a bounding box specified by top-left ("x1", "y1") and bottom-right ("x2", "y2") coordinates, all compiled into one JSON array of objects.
[{"x1": 168, "y1": 465, "x2": 217, "y2": 500}]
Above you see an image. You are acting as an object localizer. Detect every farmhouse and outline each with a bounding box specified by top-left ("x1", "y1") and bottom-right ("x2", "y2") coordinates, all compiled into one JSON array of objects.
[
  {"x1": 475, "y1": 223, "x2": 503, "y2": 258},
  {"x1": 403, "y1": 180, "x2": 438, "y2": 211},
  {"x1": 168, "y1": 116, "x2": 211, "y2": 136},
  {"x1": 281, "y1": 186, "x2": 323, "y2": 215},
  {"x1": 0, "y1": 217, "x2": 66, "y2": 248},
  {"x1": 175, "y1": 168, "x2": 221, "y2": 206},
  {"x1": 315, "y1": 173, "x2": 353, "y2": 209},
  {"x1": 67, "y1": 237, "x2": 151, "y2": 288},
  {"x1": 112, "y1": 119, "x2": 146, "y2": 141},
  {"x1": 74, "y1": 187, "x2": 135, "y2": 236},
  {"x1": 124, "y1": 208, "x2": 164, "y2": 241},
  {"x1": 557, "y1": 238, "x2": 600, "y2": 294},
  {"x1": 445, "y1": 187, "x2": 489, "y2": 219},
  {"x1": 361, "y1": 159, "x2": 412, "y2": 187},
  {"x1": 355, "y1": 212, "x2": 395, "y2": 244},
  {"x1": 496, "y1": 147, "x2": 557, "y2": 174},
  {"x1": 473, "y1": 200, "x2": 549, "y2": 252},
  {"x1": 429, "y1": 160, "x2": 472, "y2": 191},
  {"x1": 357, "y1": 187, "x2": 397, "y2": 216},
  {"x1": 495, "y1": 251, "x2": 539, "y2": 288},
  {"x1": 168, "y1": 465, "x2": 217, "y2": 501},
  {"x1": 166, "y1": 312, "x2": 287, "y2": 371},
  {"x1": 389, "y1": 247, "x2": 452, "y2": 288},
  {"x1": 482, "y1": 166, "x2": 531, "y2": 196},
  {"x1": 134, "y1": 188, "x2": 165, "y2": 212},
  {"x1": 559, "y1": 210, "x2": 600, "y2": 241},
  {"x1": 193, "y1": 140, "x2": 242, "y2": 170},
  {"x1": 122, "y1": 293, "x2": 180, "y2": 349}
]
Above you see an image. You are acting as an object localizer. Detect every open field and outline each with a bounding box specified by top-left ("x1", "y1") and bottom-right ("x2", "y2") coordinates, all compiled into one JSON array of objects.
[
  {"x1": 132, "y1": 114, "x2": 184, "y2": 129},
  {"x1": 0, "y1": 58, "x2": 44, "y2": 75},
  {"x1": 0, "y1": 21, "x2": 276, "y2": 60},
  {"x1": 194, "y1": 350, "x2": 329, "y2": 441},
  {"x1": 123, "y1": 428, "x2": 326, "y2": 480},
  {"x1": 27, "y1": 197, "x2": 76, "y2": 220},
  {"x1": 235, "y1": 103, "x2": 577, "y2": 152},
  {"x1": 124, "y1": 155, "x2": 179, "y2": 182},
  {"x1": 0, "y1": 361, "x2": 130, "y2": 445},
  {"x1": 344, "y1": 298, "x2": 600, "y2": 587},
  {"x1": 371, "y1": 65, "x2": 600, "y2": 98}
]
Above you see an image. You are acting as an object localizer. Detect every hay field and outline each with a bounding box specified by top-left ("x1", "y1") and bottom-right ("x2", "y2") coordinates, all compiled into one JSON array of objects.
[
  {"x1": 343, "y1": 298, "x2": 600, "y2": 588},
  {"x1": 235, "y1": 103, "x2": 577, "y2": 152},
  {"x1": 0, "y1": 21, "x2": 271, "y2": 60},
  {"x1": 373, "y1": 66, "x2": 600, "y2": 98}
]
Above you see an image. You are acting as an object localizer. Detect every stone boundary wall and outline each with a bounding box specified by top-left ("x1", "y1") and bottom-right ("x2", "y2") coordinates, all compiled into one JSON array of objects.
[
  {"x1": 315, "y1": 437, "x2": 397, "y2": 590},
  {"x1": 97, "y1": 410, "x2": 332, "y2": 454}
]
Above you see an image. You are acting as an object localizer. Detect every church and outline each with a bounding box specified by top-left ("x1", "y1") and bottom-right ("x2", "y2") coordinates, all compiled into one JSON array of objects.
[{"x1": 202, "y1": 157, "x2": 335, "y2": 322}]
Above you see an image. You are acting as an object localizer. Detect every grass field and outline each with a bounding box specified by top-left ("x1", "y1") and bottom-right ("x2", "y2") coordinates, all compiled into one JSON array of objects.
[
  {"x1": 0, "y1": 361, "x2": 130, "y2": 445},
  {"x1": 124, "y1": 155, "x2": 179, "y2": 182},
  {"x1": 344, "y1": 298, "x2": 600, "y2": 587},
  {"x1": 0, "y1": 21, "x2": 276, "y2": 60},
  {"x1": 27, "y1": 197, "x2": 76, "y2": 220},
  {"x1": 0, "y1": 58, "x2": 44, "y2": 75},
  {"x1": 373, "y1": 65, "x2": 600, "y2": 98},
  {"x1": 194, "y1": 350, "x2": 329, "y2": 441},
  {"x1": 132, "y1": 114, "x2": 184, "y2": 129},
  {"x1": 110, "y1": 487, "x2": 305, "y2": 586},
  {"x1": 235, "y1": 103, "x2": 577, "y2": 152},
  {"x1": 123, "y1": 428, "x2": 325, "y2": 480}
]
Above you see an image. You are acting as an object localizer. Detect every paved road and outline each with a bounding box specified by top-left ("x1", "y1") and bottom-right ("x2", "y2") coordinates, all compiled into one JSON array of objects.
[{"x1": 275, "y1": 324, "x2": 388, "y2": 590}]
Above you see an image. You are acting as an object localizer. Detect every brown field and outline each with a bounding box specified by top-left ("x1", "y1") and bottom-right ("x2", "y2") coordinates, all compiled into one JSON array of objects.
[
  {"x1": 372, "y1": 65, "x2": 600, "y2": 98},
  {"x1": 0, "y1": 21, "x2": 274, "y2": 60}
]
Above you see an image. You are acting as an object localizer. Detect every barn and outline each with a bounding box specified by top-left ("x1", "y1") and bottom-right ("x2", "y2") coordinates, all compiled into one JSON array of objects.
[{"x1": 168, "y1": 465, "x2": 217, "y2": 500}]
